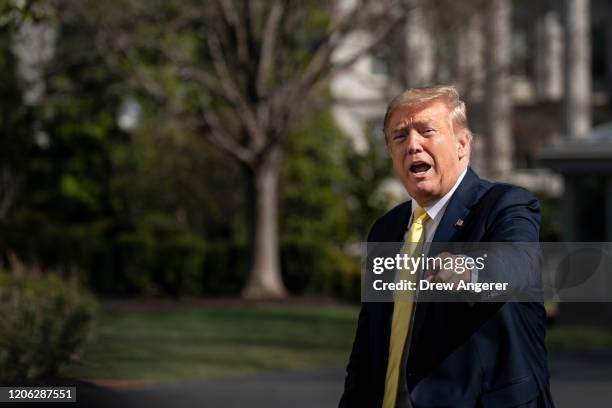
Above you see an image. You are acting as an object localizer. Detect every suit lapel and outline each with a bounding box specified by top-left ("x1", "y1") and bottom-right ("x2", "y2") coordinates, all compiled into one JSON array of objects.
[
  {"x1": 432, "y1": 167, "x2": 483, "y2": 243},
  {"x1": 408, "y1": 168, "x2": 486, "y2": 355},
  {"x1": 393, "y1": 202, "x2": 412, "y2": 242}
]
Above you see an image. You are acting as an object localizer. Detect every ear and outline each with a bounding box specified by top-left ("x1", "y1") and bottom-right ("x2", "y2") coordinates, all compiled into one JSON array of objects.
[{"x1": 456, "y1": 129, "x2": 470, "y2": 160}]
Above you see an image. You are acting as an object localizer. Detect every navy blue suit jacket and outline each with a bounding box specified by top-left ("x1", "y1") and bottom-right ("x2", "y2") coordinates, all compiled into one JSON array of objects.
[{"x1": 339, "y1": 168, "x2": 554, "y2": 408}]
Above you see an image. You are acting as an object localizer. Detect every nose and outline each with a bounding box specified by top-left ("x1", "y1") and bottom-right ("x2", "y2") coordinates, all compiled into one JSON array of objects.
[{"x1": 407, "y1": 129, "x2": 423, "y2": 155}]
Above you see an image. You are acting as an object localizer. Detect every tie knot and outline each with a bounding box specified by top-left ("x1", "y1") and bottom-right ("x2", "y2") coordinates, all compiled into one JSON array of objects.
[{"x1": 412, "y1": 207, "x2": 429, "y2": 225}]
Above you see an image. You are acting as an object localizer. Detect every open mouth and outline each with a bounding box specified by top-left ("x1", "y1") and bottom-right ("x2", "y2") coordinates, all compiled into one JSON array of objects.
[{"x1": 410, "y1": 162, "x2": 432, "y2": 174}]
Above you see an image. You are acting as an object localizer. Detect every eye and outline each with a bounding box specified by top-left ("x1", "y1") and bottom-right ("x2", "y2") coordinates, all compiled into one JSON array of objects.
[{"x1": 422, "y1": 127, "x2": 435, "y2": 135}]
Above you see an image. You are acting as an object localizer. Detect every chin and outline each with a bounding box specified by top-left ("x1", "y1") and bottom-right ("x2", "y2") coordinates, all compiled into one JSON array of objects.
[
  {"x1": 414, "y1": 181, "x2": 435, "y2": 194},
  {"x1": 406, "y1": 187, "x2": 433, "y2": 203}
]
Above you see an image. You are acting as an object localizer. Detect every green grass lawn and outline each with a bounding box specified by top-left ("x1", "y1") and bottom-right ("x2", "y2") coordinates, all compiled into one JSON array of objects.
[
  {"x1": 63, "y1": 304, "x2": 359, "y2": 382},
  {"x1": 63, "y1": 303, "x2": 612, "y2": 383},
  {"x1": 546, "y1": 325, "x2": 612, "y2": 351}
]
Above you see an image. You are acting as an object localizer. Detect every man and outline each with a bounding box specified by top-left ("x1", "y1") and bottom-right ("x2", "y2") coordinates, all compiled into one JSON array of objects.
[{"x1": 339, "y1": 86, "x2": 554, "y2": 408}]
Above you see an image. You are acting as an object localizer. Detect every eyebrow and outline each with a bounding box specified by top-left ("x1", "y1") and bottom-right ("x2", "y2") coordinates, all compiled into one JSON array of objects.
[{"x1": 390, "y1": 120, "x2": 436, "y2": 134}]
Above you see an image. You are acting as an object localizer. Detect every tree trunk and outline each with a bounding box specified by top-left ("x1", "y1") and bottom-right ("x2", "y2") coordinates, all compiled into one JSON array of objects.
[
  {"x1": 242, "y1": 147, "x2": 287, "y2": 299},
  {"x1": 457, "y1": 12, "x2": 485, "y2": 101},
  {"x1": 485, "y1": 0, "x2": 513, "y2": 178},
  {"x1": 563, "y1": 0, "x2": 591, "y2": 138},
  {"x1": 404, "y1": 0, "x2": 434, "y2": 87},
  {"x1": 12, "y1": 19, "x2": 57, "y2": 106},
  {"x1": 536, "y1": 9, "x2": 563, "y2": 101}
]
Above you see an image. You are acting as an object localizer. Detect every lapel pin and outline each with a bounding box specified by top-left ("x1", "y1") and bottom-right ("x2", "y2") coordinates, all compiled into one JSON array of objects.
[{"x1": 455, "y1": 219, "x2": 464, "y2": 227}]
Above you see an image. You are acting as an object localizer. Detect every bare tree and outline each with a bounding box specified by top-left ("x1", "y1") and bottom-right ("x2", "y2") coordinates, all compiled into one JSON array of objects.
[
  {"x1": 485, "y1": 0, "x2": 513, "y2": 178},
  {"x1": 456, "y1": 11, "x2": 485, "y2": 101},
  {"x1": 563, "y1": 0, "x2": 591, "y2": 138},
  {"x1": 58, "y1": 0, "x2": 401, "y2": 298},
  {"x1": 536, "y1": 8, "x2": 563, "y2": 100},
  {"x1": 0, "y1": 0, "x2": 54, "y2": 221},
  {"x1": 403, "y1": 0, "x2": 434, "y2": 87},
  {"x1": 11, "y1": 16, "x2": 56, "y2": 105}
]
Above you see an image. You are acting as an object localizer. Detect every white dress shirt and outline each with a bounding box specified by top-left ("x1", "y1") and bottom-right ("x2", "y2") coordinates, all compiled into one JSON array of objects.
[
  {"x1": 408, "y1": 167, "x2": 467, "y2": 241},
  {"x1": 406, "y1": 167, "x2": 478, "y2": 283}
]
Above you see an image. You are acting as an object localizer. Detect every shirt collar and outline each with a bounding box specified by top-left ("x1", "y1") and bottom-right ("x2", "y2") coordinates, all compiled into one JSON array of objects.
[{"x1": 411, "y1": 167, "x2": 468, "y2": 222}]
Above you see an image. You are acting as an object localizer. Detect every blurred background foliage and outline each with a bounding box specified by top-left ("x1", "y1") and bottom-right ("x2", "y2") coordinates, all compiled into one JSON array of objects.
[
  {"x1": 0, "y1": 0, "x2": 391, "y2": 300},
  {"x1": 0, "y1": 0, "x2": 564, "y2": 299}
]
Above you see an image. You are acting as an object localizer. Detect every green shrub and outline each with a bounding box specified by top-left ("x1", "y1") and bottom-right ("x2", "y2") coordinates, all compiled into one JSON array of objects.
[
  {"x1": 110, "y1": 231, "x2": 206, "y2": 296},
  {"x1": 0, "y1": 270, "x2": 97, "y2": 384},
  {"x1": 534, "y1": 191, "x2": 562, "y2": 241},
  {"x1": 201, "y1": 239, "x2": 360, "y2": 300},
  {"x1": 281, "y1": 239, "x2": 361, "y2": 301},
  {"x1": 156, "y1": 234, "x2": 206, "y2": 296},
  {"x1": 115, "y1": 232, "x2": 159, "y2": 295},
  {"x1": 202, "y1": 241, "x2": 249, "y2": 295}
]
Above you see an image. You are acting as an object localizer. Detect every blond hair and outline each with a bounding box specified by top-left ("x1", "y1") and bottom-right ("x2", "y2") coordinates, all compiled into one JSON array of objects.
[{"x1": 383, "y1": 85, "x2": 471, "y2": 139}]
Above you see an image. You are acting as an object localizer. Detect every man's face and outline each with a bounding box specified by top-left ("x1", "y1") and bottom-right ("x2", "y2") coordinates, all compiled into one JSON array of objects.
[{"x1": 386, "y1": 99, "x2": 469, "y2": 206}]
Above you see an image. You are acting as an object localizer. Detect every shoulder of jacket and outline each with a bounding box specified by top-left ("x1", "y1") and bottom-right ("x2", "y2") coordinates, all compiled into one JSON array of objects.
[
  {"x1": 367, "y1": 200, "x2": 411, "y2": 241},
  {"x1": 483, "y1": 182, "x2": 538, "y2": 204}
]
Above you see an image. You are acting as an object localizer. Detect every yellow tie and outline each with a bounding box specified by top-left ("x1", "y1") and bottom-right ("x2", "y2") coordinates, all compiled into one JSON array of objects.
[{"x1": 382, "y1": 207, "x2": 429, "y2": 408}]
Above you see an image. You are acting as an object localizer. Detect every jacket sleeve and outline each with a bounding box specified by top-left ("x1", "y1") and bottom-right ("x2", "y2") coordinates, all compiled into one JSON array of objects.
[
  {"x1": 475, "y1": 186, "x2": 543, "y2": 297},
  {"x1": 484, "y1": 185, "x2": 541, "y2": 243},
  {"x1": 339, "y1": 303, "x2": 371, "y2": 408},
  {"x1": 339, "y1": 222, "x2": 382, "y2": 407}
]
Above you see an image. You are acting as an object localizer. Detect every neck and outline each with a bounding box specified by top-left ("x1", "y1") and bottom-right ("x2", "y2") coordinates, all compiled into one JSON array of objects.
[{"x1": 414, "y1": 166, "x2": 468, "y2": 208}]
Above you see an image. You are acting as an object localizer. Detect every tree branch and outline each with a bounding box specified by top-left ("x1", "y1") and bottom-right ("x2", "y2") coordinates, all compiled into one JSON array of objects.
[
  {"x1": 205, "y1": 27, "x2": 266, "y2": 149},
  {"x1": 267, "y1": 1, "x2": 402, "y2": 147},
  {"x1": 0, "y1": 164, "x2": 18, "y2": 220},
  {"x1": 295, "y1": 0, "x2": 369, "y2": 92},
  {"x1": 256, "y1": 0, "x2": 286, "y2": 97},
  {"x1": 197, "y1": 96, "x2": 255, "y2": 165},
  {"x1": 217, "y1": 0, "x2": 250, "y2": 66},
  {"x1": 312, "y1": 13, "x2": 402, "y2": 93}
]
